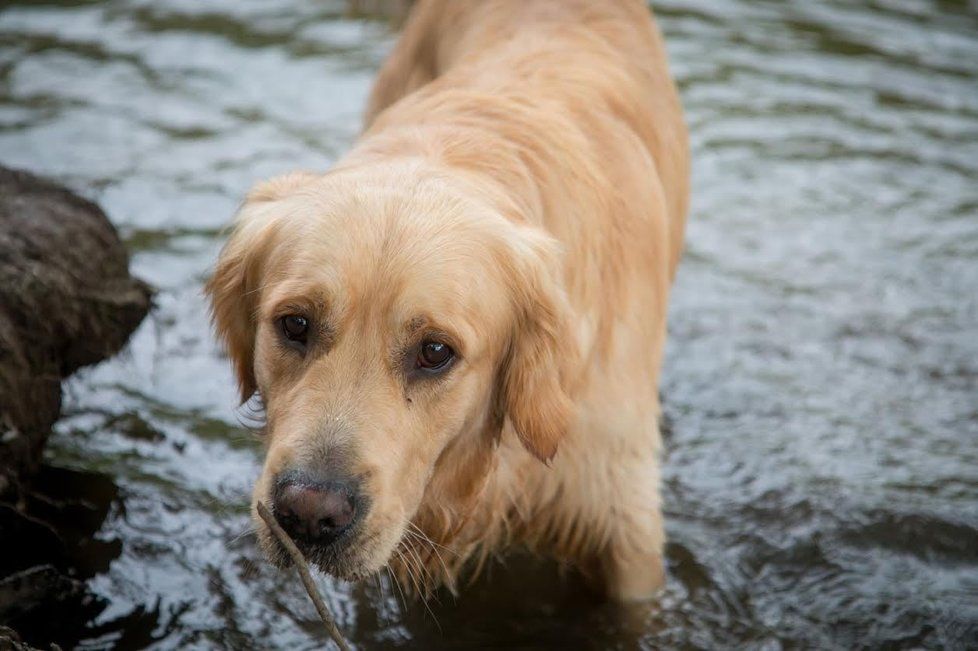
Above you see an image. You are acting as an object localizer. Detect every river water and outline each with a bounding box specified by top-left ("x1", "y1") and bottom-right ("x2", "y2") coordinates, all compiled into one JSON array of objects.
[{"x1": 1, "y1": 0, "x2": 976, "y2": 648}]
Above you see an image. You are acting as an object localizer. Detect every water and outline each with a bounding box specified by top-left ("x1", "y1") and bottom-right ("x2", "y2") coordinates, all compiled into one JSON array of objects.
[{"x1": 1, "y1": 0, "x2": 976, "y2": 648}]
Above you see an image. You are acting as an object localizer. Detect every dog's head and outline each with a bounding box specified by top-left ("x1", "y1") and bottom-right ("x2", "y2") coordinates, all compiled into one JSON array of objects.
[{"x1": 206, "y1": 165, "x2": 576, "y2": 579}]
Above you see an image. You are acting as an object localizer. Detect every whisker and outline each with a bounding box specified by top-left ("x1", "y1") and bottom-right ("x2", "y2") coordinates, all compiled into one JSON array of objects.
[
  {"x1": 396, "y1": 546, "x2": 440, "y2": 628},
  {"x1": 395, "y1": 547, "x2": 421, "y2": 596},
  {"x1": 393, "y1": 547, "x2": 427, "y2": 616},
  {"x1": 404, "y1": 523, "x2": 454, "y2": 586},
  {"x1": 228, "y1": 525, "x2": 257, "y2": 546},
  {"x1": 406, "y1": 522, "x2": 457, "y2": 555},
  {"x1": 385, "y1": 565, "x2": 407, "y2": 616},
  {"x1": 402, "y1": 535, "x2": 438, "y2": 603}
]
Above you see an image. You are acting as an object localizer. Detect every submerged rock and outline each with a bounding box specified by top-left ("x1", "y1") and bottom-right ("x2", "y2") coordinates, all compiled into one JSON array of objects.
[
  {"x1": 0, "y1": 166, "x2": 151, "y2": 502},
  {"x1": 0, "y1": 465, "x2": 122, "y2": 647}
]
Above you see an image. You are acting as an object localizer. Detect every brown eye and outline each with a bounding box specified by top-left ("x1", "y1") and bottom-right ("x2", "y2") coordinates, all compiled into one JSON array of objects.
[
  {"x1": 281, "y1": 315, "x2": 309, "y2": 343},
  {"x1": 417, "y1": 340, "x2": 454, "y2": 371}
]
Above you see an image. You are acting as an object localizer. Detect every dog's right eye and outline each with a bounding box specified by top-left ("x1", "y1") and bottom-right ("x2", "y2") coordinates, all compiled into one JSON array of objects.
[
  {"x1": 280, "y1": 315, "x2": 309, "y2": 345},
  {"x1": 417, "y1": 340, "x2": 454, "y2": 371}
]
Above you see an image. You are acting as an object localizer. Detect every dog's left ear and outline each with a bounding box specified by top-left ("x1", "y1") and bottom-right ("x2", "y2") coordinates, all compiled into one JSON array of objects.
[{"x1": 495, "y1": 226, "x2": 579, "y2": 463}]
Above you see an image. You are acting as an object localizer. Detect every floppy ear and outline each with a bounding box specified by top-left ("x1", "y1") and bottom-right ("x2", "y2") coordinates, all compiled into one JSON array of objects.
[
  {"x1": 205, "y1": 208, "x2": 271, "y2": 402},
  {"x1": 205, "y1": 173, "x2": 315, "y2": 402},
  {"x1": 496, "y1": 227, "x2": 579, "y2": 463}
]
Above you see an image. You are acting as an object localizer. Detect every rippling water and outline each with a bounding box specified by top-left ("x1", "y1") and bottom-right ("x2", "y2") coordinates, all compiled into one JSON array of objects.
[{"x1": 1, "y1": 0, "x2": 976, "y2": 648}]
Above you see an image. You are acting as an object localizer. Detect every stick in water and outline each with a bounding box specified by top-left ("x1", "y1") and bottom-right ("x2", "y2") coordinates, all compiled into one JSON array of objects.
[{"x1": 256, "y1": 501, "x2": 352, "y2": 651}]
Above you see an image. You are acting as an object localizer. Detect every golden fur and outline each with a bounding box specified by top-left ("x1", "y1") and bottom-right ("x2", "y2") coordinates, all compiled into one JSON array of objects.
[{"x1": 207, "y1": 0, "x2": 687, "y2": 601}]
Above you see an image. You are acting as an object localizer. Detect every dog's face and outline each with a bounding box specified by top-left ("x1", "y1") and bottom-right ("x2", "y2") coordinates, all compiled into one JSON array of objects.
[{"x1": 207, "y1": 166, "x2": 575, "y2": 579}]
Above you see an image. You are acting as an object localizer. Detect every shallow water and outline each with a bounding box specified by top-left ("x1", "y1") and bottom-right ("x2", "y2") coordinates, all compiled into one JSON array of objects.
[{"x1": 2, "y1": 0, "x2": 977, "y2": 648}]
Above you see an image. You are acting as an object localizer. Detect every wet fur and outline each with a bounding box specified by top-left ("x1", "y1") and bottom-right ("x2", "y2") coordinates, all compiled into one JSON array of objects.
[{"x1": 208, "y1": 0, "x2": 687, "y2": 601}]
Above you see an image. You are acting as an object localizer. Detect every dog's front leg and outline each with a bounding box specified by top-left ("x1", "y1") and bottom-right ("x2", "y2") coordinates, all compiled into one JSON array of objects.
[
  {"x1": 601, "y1": 542, "x2": 666, "y2": 601},
  {"x1": 597, "y1": 472, "x2": 666, "y2": 601}
]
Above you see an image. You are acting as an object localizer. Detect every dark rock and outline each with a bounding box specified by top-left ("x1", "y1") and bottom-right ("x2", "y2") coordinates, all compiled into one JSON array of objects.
[
  {"x1": 0, "y1": 625, "x2": 45, "y2": 651},
  {"x1": 0, "y1": 165, "x2": 148, "y2": 651},
  {"x1": 0, "y1": 505, "x2": 65, "y2": 578},
  {"x1": 0, "y1": 166, "x2": 152, "y2": 501},
  {"x1": 0, "y1": 565, "x2": 84, "y2": 624}
]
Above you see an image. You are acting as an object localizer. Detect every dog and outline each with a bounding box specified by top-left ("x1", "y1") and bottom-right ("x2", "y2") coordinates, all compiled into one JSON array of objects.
[{"x1": 207, "y1": 0, "x2": 687, "y2": 601}]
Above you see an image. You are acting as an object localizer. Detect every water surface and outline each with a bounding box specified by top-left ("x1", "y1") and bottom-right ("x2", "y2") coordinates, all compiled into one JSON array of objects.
[{"x1": 1, "y1": 0, "x2": 976, "y2": 648}]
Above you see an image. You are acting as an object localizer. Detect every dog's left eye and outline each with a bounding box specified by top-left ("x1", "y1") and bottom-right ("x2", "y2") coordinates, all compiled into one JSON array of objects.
[
  {"x1": 417, "y1": 340, "x2": 454, "y2": 371},
  {"x1": 280, "y1": 315, "x2": 309, "y2": 344}
]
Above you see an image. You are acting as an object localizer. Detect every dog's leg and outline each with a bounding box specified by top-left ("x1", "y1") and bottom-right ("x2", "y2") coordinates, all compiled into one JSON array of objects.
[
  {"x1": 598, "y1": 469, "x2": 666, "y2": 601},
  {"x1": 601, "y1": 542, "x2": 665, "y2": 601}
]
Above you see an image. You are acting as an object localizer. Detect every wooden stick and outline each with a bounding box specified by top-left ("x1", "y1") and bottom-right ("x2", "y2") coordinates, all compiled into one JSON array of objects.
[{"x1": 256, "y1": 501, "x2": 352, "y2": 651}]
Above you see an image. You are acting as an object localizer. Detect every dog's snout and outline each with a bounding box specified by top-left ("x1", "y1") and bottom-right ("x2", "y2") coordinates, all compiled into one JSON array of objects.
[{"x1": 272, "y1": 474, "x2": 358, "y2": 546}]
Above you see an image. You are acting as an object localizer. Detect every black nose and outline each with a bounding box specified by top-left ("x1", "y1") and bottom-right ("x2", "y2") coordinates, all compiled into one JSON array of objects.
[{"x1": 271, "y1": 473, "x2": 359, "y2": 546}]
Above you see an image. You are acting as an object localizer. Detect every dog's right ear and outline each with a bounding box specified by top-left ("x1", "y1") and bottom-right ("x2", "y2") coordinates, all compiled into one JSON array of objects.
[{"x1": 205, "y1": 172, "x2": 316, "y2": 402}]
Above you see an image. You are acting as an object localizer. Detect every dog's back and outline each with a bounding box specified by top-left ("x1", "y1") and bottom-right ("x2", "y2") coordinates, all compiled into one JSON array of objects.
[
  {"x1": 342, "y1": 0, "x2": 689, "y2": 600},
  {"x1": 364, "y1": 0, "x2": 688, "y2": 268}
]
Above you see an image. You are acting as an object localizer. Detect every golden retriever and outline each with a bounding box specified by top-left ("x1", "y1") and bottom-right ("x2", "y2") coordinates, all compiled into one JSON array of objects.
[{"x1": 207, "y1": 0, "x2": 688, "y2": 601}]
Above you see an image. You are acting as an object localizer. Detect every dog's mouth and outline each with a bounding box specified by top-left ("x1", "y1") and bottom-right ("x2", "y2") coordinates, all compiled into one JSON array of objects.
[{"x1": 257, "y1": 518, "x2": 388, "y2": 581}]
